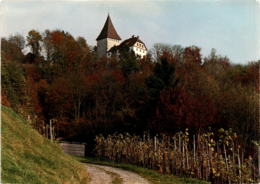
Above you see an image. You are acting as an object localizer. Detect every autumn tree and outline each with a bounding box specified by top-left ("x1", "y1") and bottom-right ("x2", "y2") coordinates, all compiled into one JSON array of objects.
[
  {"x1": 8, "y1": 34, "x2": 25, "y2": 51},
  {"x1": 203, "y1": 48, "x2": 231, "y2": 82},
  {"x1": 1, "y1": 36, "x2": 24, "y2": 61},
  {"x1": 77, "y1": 36, "x2": 90, "y2": 54},
  {"x1": 3, "y1": 29, "x2": 258, "y2": 160},
  {"x1": 27, "y1": 30, "x2": 42, "y2": 56},
  {"x1": 68, "y1": 72, "x2": 87, "y2": 119},
  {"x1": 150, "y1": 43, "x2": 184, "y2": 62},
  {"x1": 42, "y1": 29, "x2": 53, "y2": 61},
  {"x1": 46, "y1": 30, "x2": 83, "y2": 72},
  {"x1": 183, "y1": 45, "x2": 202, "y2": 64}
]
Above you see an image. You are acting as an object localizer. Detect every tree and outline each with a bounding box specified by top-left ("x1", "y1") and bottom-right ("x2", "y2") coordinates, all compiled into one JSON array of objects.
[
  {"x1": 144, "y1": 54, "x2": 179, "y2": 132},
  {"x1": 76, "y1": 36, "x2": 91, "y2": 62},
  {"x1": 1, "y1": 37, "x2": 24, "y2": 61},
  {"x1": 183, "y1": 46, "x2": 202, "y2": 64},
  {"x1": 120, "y1": 51, "x2": 139, "y2": 78},
  {"x1": 203, "y1": 49, "x2": 230, "y2": 82},
  {"x1": 42, "y1": 29, "x2": 53, "y2": 61},
  {"x1": 158, "y1": 87, "x2": 217, "y2": 131},
  {"x1": 150, "y1": 43, "x2": 184, "y2": 62},
  {"x1": 1, "y1": 59, "x2": 28, "y2": 111},
  {"x1": 42, "y1": 30, "x2": 83, "y2": 72},
  {"x1": 77, "y1": 36, "x2": 90, "y2": 53},
  {"x1": 146, "y1": 54, "x2": 178, "y2": 96},
  {"x1": 27, "y1": 30, "x2": 42, "y2": 56},
  {"x1": 68, "y1": 72, "x2": 87, "y2": 119},
  {"x1": 8, "y1": 34, "x2": 25, "y2": 51}
]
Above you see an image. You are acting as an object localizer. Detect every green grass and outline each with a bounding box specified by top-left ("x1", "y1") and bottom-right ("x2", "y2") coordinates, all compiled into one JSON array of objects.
[
  {"x1": 78, "y1": 157, "x2": 210, "y2": 184},
  {"x1": 1, "y1": 106, "x2": 89, "y2": 184}
]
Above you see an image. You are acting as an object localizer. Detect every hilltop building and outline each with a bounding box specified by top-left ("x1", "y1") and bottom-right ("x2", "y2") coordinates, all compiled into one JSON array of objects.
[
  {"x1": 96, "y1": 14, "x2": 121, "y2": 58},
  {"x1": 96, "y1": 14, "x2": 147, "y2": 59}
]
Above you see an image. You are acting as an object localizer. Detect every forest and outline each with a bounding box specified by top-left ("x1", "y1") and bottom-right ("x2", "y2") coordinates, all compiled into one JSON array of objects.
[{"x1": 1, "y1": 29, "x2": 259, "y2": 183}]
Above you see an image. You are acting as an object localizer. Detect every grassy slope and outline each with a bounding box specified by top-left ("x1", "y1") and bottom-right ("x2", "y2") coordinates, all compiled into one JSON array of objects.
[
  {"x1": 78, "y1": 157, "x2": 210, "y2": 184},
  {"x1": 1, "y1": 106, "x2": 89, "y2": 184}
]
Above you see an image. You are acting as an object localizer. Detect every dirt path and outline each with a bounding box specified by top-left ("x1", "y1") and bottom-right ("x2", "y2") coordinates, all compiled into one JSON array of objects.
[
  {"x1": 85, "y1": 164, "x2": 113, "y2": 184},
  {"x1": 85, "y1": 164, "x2": 150, "y2": 184}
]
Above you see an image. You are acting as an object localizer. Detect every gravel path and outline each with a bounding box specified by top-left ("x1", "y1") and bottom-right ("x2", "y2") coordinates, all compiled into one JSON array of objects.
[
  {"x1": 85, "y1": 164, "x2": 112, "y2": 184},
  {"x1": 85, "y1": 164, "x2": 150, "y2": 184}
]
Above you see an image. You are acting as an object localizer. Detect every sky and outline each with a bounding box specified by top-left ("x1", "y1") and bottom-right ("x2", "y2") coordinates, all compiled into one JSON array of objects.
[{"x1": 0, "y1": 0, "x2": 260, "y2": 64}]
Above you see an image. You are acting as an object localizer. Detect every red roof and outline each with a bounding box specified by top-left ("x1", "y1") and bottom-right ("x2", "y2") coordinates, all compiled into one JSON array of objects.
[{"x1": 96, "y1": 15, "x2": 121, "y2": 41}]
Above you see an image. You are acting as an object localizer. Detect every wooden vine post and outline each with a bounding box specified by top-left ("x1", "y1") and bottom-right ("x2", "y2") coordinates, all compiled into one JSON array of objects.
[{"x1": 50, "y1": 119, "x2": 55, "y2": 142}]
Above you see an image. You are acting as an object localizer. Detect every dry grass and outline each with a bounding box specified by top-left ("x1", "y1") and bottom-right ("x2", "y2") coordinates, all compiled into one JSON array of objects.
[{"x1": 95, "y1": 131, "x2": 258, "y2": 184}]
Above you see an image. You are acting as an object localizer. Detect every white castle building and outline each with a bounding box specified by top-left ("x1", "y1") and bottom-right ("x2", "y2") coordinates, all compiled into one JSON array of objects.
[{"x1": 96, "y1": 14, "x2": 147, "y2": 59}]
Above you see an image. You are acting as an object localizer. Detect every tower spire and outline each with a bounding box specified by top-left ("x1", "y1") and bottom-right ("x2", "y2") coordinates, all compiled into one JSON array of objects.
[{"x1": 96, "y1": 14, "x2": 121, "y2": 41}]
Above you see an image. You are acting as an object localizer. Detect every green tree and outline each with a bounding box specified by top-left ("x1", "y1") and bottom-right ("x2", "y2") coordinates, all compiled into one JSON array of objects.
[
  {"x1": 146, "y1": 55, "x2": 178, "y2": 98},
  {"x1": 143, "y1": 55, "x2": 178, "y2": 132}
]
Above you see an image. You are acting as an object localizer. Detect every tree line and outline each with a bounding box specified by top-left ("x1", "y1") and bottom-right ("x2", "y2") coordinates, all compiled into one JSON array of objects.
[{"x1": 1, "y1": 29, "x2": 259, "y2": 156}]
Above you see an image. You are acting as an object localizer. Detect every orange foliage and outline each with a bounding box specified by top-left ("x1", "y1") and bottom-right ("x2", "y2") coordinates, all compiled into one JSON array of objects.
[{"x1": 1, "y1": 93, "x2": 11, "y2": 107}]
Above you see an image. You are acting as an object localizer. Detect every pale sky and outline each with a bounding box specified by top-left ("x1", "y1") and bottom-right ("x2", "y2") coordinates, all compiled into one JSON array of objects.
[{"x1": 1, "y1": 0, "x2": 260, "y2": 64}]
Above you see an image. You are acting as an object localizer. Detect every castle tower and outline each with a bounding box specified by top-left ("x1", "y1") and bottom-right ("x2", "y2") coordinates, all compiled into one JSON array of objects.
[{"x1": 96, "y1": 14, "x2": 121, "y2": 57}]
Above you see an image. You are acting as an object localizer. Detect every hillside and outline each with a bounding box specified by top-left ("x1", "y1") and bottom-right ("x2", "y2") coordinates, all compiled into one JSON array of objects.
[{"x1": 1, "y1": 106, "x2": 89, "y2": 184}]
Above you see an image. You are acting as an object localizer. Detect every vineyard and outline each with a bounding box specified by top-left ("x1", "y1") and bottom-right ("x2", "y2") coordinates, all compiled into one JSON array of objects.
[{"x1": 95, "y1": 129, "x2": 259, "y2": 184}]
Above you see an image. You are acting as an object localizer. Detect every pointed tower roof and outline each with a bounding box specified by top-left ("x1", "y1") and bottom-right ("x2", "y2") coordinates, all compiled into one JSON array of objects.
[{"x1": 96, "y1": 14, "x2": 121, "y2": 41}]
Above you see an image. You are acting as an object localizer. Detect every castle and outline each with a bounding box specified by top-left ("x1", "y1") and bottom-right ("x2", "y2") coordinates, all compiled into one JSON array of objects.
[{"x1": 96, "y1": 14, "x2": 148, "y2": 59}]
